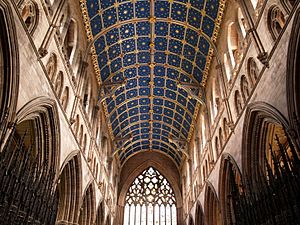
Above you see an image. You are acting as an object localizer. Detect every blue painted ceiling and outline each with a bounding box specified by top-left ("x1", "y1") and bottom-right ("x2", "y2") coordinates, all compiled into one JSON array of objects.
[{"x1": 81, "y1": 0, "x2": 224, "y2": 167}]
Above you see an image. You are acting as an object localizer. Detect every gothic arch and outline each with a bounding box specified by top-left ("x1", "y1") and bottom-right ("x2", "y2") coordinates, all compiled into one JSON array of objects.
[
  {"x1": 118, "y1": 159, "x2": 183, "y2": 225},
  {"x1": 56, "y1": 151, "x2": 82, "y2": 224},
  {"x1": 234, "y1": 90, "x2": 243, "y2": 115},
  {"x1": 287, "y1": 8, "x2": 300, "y2": 144},
  {"x1": 19, "y1": 0, "x2": 39, "y2": 34},
  {"x1": 79, "y1": 182, "x2": 96, "y2": 225},
  {"x1": 194, "y1": 202, "x2": 204, "y2": 225},
  {"x1": 204, "y1": 182, "x2": 222, "y2": 225},
  {"x1": 237, "y1": 7, "x2": 247, "y2": 37},
  {"x1": 241, "y1": 102, "x2": 289, "y2": 186},
  {"x1": 218, "y1": 154, "x2": 242, "y2": 225},
  {"x1": 247, "y1": 58, "x2": 258, "y2": 86},
  {"x1": 63, "y1": 18, "x2": 78, "y2": 65},
  {"x1": 240, "y1": 75, "x2": 250, "y2": 102},
  {"x1": 119, "y1": 162, "x2": 182, "y2": 206},
  {"x1": 267, "y1": 5, "x2": 286, "y2": 40},
  {"x1": 227, "y1": 22, "x2": 239, "y2": 68},
  {"x1": 0, "y1": 0, "x2": 19, "y2": 138},
  {"x1": 15, "y1": 97, "x2": 61, "y2": 174},
  {"x1": 46, "y1": 53, "x2": 57, "y2": 81}
]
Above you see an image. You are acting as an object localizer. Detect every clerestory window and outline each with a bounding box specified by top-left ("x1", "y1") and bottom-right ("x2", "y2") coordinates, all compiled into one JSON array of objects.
[{"x1": 123, "y1": 167, "x2": 177, "y2": 225}]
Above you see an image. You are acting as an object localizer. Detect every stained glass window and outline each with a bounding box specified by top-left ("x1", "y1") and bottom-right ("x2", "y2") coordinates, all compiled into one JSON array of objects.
[{"x1": 123, "y1": 167, "x2": 177, "y2": 225}]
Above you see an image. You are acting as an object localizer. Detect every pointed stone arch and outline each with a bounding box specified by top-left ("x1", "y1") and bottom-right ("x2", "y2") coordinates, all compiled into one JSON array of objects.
[
  {"x1": 204, "y1": 182, "x2": 222, "y2": 225},
  {"x1": 0, "y1": 0, "x2": 19, "y2": 138},
  {"x1": 240, "y1": 75, "x2": 250, "y2": 102},
  {"x1": 218, "y1": 154, "x2": 242, "y2": 225},
  {"x1": 241, "y1": 102, "x2": 289, "y2": 187},
  {"x1": 46, "y1": 53, "x2": 58, "y2": 81},
  {"x1": 118, "y1": 153, "x2": 183, "y2": 225},
  {"x1": 287, "y1": 8, "x2": 300, "y2": 146},
  {"x1": 19, "y1": 0, "x2": 39, "y2": 34},
  {"x1": 15, "y1": 97, "x2": 60, "y2": 174},
  {"x1": 267, "y1": 5, "x2": 286, "y2": 40},
  {"x1": 79, "y1": 182, "x2": 96, "y2": 225},
  {"x1": 56, "y1": 151, "x2": 82, "y2": 224}
]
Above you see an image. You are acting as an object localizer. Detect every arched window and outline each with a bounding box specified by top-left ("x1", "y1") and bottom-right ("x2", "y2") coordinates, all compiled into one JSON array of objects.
[
  {"x1": 54, "y1": 71, "x2": 63, "y2": 98},
  {"x1": 46, "y1": 53, "x2": 57, "y2": 81},
  {"x1": 20, "y1": 0, "x2": 38, "y2": 34},
  {"x1": 247, "y1": 57, "x2": 259, "y2": 85},
  {"x1": 61, "y1": 86, "x2": 69, "y2": 111},
  {"x1": 227, "y1": 22, "x2": 239, "y2": 68},
  {"x1": 268, "y1": 6, "x2": 286, "y2": 40},
  {"x1": 234, "y1": 90, "x2": 243, "y2": 115},
  {"x1": 63, "y1": 19, "x2": 78, "y2": 64},
  {"x1": 223, "y1": 53, "x2": 232, "y2": 81},
  {"x1": 123, "y1": 167, "x2": 177, "y2": 225},
  {"x1": 241, "y1": 75, "x2": 250, "y2": 102},
  {"x1": 238, "y1": 8, "x2": 247, "y2": 38},
  {"x1": 214, "y1": 78, "x2": 221, "y2": 113}
]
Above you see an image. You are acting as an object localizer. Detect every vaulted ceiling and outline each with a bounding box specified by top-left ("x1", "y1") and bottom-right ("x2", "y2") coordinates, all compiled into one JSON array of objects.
[{"x1": 81, "y1": 0, "x2": 225, "y2": 167}]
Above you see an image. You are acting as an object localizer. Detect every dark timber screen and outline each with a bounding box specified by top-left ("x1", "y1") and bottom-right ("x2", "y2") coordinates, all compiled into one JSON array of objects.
[{"x1": 0, "y1": 122, "x2": 58, "y2": 225}]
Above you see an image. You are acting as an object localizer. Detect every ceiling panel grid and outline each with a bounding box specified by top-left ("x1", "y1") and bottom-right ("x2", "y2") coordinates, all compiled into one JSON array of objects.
[{"x1": 80, "y1": 0, "x2": 225, "y2": 167}]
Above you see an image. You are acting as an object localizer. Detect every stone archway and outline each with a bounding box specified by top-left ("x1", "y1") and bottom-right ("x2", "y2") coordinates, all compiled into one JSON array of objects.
[
  {"x1": 219, "y1": 154, "x2": 242, "y2": 225},
  {"x1": 0, "y1": 0, "x2": 19, "y2": 140},
  {"x1": 204, "y1": 182, "x2": 222, "y2": 225},
  {"x1": 287, "y1": 9, "x2": 300, "y2": 145},
  {"x1": 56, "y1": 152, "x2": 82, "y2": 224}
]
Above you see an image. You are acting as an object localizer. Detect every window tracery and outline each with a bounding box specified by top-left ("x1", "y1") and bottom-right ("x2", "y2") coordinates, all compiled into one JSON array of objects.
[
  {"x1": 247, "y1": 57, "x2": 259, "y2": 85},
  {"x1": 268, "y1": 6, "x2": 286, "y2": 40},
  {"x1": 46, "y1": 53, "x2": 57, "y2": 81},
  {"x1": 20, "y1": 0, "x2": 38, "y2": 34},
  {"x1": 123, "y1": 167, "x2": 177, "y2": 225}
]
